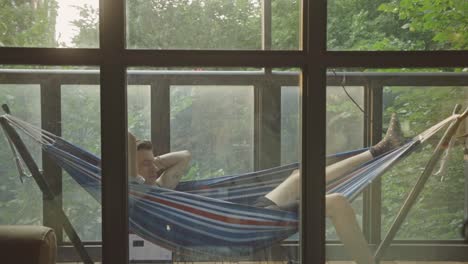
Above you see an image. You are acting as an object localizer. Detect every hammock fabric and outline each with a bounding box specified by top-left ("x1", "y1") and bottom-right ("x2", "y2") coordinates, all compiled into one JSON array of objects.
[{"x1": 0, "y1": 113, "x2": 459, "y2": 257}]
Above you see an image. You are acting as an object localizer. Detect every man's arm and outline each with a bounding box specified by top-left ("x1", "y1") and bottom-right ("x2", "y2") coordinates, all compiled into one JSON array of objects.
[{"x1": 154, "y1": 150, "x2": 191, "y2": 189}]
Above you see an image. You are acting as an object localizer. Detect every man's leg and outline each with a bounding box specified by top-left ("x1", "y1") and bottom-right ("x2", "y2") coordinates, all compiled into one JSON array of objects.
[
  {"x1": 265, "y1": 113, "x2": 404, "y2": 207},
  {"x1": 265, "y1": 169, "x2": 300, "y2": 208},
  {"x1": 154, "y1": 150, "x2": 191, "y2": 189},
  {"x1": 326, "y1": 193, "x2": 375, "y2": 264}
]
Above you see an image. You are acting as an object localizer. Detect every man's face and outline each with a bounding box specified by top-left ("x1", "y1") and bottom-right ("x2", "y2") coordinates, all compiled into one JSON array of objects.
[{"x1": 136, "y1": 149, "x2": 159, "y2": 184}]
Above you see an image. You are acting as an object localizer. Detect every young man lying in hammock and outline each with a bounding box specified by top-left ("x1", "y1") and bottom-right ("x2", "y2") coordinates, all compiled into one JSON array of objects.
[
  {"x1": 127, "y1": 134, "x2": 192, "y2": 189},
  {"x1": 127, "y1": 113, "x2": 404, "y2": 264}
]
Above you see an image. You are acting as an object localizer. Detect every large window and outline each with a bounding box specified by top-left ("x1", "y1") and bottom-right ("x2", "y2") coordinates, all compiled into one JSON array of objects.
[{"x1": 0, "y1": 0, "x2": 465, "y2": 263}]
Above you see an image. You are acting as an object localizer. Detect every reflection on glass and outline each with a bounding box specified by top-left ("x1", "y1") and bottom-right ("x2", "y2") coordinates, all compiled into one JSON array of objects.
[{"x1": 127, "y1": 69, "x2": 301, "y2": 263}]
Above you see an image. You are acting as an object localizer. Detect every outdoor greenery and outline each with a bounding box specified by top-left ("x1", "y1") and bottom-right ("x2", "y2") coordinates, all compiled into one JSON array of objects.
[
  {"x1": 0, "y1": 0, "x2": 58, "y2": 47},
  {"x1": 0, "y1": 0, "x2": 466, "y2": 250}
]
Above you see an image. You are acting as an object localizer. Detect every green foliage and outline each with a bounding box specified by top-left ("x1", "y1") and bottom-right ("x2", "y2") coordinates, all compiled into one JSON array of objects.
[
  {"x1": 379, "y1": 0, "x2": 468, "y2": 49},
  {"x1": 271, "y1": 0, "x2": 300, "y2": 50},
  {"x1": 383, "y1": 86, "x2": 465, "y2": 136},
  {"x1": 0, "y1": 0, "x2": 58, "y2": 47},
  {"x1": 327, "y1": 0, "x2": 435, "y2": 50},
  {"x1": 70, "y1": 4, "x2": 99, "y2": 48},
  {"x1": 127, "y1": 0, "x2": 262, "y2": 49},
  {"x1": 381, "y1": 86, "x2": 467, "y2": 239},
  {"x1": 382, "y1": 143, "x2": 465, "y2": 239}
]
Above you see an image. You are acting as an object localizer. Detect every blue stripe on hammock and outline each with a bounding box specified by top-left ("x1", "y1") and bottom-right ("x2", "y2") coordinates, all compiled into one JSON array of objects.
[
  {"x1": 129, "y1": 184, "x2": 298, "y2": 250},
  {"x1": 41, "y1": 137, "x2": 417, "y2": 256}
]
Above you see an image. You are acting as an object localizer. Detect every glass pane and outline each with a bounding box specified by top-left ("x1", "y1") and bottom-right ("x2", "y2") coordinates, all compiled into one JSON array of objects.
[
  {"x1": 272, "y1": 0, "x2": 301, "y2": 50},
  {"x1": 382, "y1": 85, "x2": 468, "y2": 240},
  {"x1": 327, "y1": 0, "x2": 466, "y2": 51},
  {"x1": 0, "y1": 0, "x2": 99, "y2": 48},
  {"x1": 128, "y1": 85, "x2": 151, "y2": 140},
  {"x1": 171, "y1": 85, "x2": 254, "y2": 177},
  {"x1": 126, "y1": 0, "x2": 301, "y2": 50},
  {"x1": 0, "y1": 67, "x2": 101, "y2": 263},
  {"x1": 62, "y1": 84, "x2": 101, "y2": 241},
  {"x1": 324, "y1": 68, "x2": 467, "y2": 263},
  {"x1": 0, "y1": 84, "x2": 42, "y2": 225},
  {"x1": 127, "y1": 68, "x2": 302, "y2": 262},
  {"x1": 325, "y1": 85, "x2": 365, "y2": 241},
  {"x1": 281, "y1": 86, "x2": 300, "y2": 165}
]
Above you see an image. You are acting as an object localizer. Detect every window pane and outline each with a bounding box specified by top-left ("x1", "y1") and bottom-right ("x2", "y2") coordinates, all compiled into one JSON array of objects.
[
  {"x1": 128, "y1": 85, "x2": 151, "y2": 140},
  {"x1": 0, "y1": 1, "x2": 99, "y2": 48},
  {"x1": 323, "y1": 68, "x2": 467, "y2": 263},
  {"x1": 127, "y1": 68, "x2": 301, "y2": 262},
  {"x1": 0, "y1": 67, "x2": 101, "y2": 263},
  {"x1": 382, "y1": 85, "x2": 468, "y2": 240},
  {"x1": 0, "y1": 84, "x2": 42, "y2": 225},
  {"x1": 327, "y1": 0, "x2": 467, "y2": 51},
  {"x1": 325, "y1": 85, "x2": 365, "y2": 241},
  {"x1": 126, "y1": 0, "x2": 301, "y2": 50},
  {"x1": 171, "y1": 85, "x2": 254, "y2": 177},
  {"x1": 62, "y1": 84, "x2": 101, "y2": 242},
  {"x1": 272, "y1": 0, "x2": 300, "y2": 50},
  {"x1": 326, "y1": 86, "x2": 364, "y2": 154},
  {"x1": 281, "y1": 86, "x2": 300, "y2": 165}
]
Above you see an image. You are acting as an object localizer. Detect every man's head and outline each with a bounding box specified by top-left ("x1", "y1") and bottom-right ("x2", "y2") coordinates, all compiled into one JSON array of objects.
[{"x1": 136, "y1": 140, "x2": 159, "y2": 184}]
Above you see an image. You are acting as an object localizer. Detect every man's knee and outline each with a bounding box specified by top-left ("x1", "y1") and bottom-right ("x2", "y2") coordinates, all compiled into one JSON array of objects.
[
  {"x1": 179, "y1": 150, "x2": 191, "y2": 164},
  {"x1": 182, "y1": 150, "x2": 191, "y2": 160},
  {"x1": 326, "y1": 193, "x2": 352, "y2": 217}
]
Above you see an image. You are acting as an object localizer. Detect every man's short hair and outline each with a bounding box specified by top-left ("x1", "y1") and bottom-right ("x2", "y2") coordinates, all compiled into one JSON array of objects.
[{"x1": 136, "y1": 140, "x2": 153, "y2": 151}]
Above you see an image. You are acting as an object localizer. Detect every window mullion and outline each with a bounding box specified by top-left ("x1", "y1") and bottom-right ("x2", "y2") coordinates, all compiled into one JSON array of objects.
[
  {"x1": 41, "y1": 79, "x2": 63, "y2": 244},
  {"x1": 100, "y1": 0, "x2": 128, "y2": 263}
]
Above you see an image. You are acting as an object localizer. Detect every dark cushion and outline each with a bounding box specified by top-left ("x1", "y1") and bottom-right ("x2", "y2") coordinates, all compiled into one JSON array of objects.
[{"x1": 0, "y1": 225, "x2": 57, "y2": 264}]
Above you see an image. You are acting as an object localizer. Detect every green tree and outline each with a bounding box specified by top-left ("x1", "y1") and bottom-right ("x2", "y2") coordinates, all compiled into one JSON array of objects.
[
  {"x1": 70, "y1": 4, "x2": 99, "y2": 48},
  {"x1": 379, "y1": 0, "x2": 468, "y2": 49},
  {"x1": 0, "y1": 0, "x2": 58, "y2": 47},
  {"x1": 327, "y1": 0, "x2": 434, "y2": 50},
  {"x1": 126, "y1": 0, "x2": 261, "y2": 49}
]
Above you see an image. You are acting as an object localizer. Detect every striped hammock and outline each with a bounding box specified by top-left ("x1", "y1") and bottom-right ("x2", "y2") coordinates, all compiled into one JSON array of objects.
[{"x1": 0, "y1": 113, "x2": 459, "y2": 257}]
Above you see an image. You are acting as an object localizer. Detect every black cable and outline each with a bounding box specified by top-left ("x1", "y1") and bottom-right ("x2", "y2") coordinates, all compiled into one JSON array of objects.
[{"x1": 331, "y1": 69, "x2": 364, "y2": 113}]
